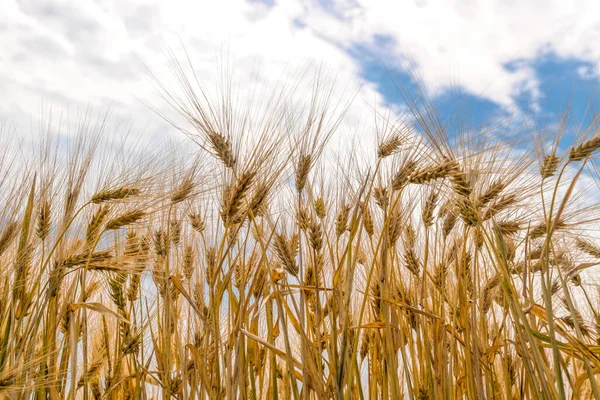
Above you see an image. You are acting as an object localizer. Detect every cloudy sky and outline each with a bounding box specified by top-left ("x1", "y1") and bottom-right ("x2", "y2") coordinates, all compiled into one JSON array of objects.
[{"x1": 1, "y1": 0, "x2": 600, "y2": 147}]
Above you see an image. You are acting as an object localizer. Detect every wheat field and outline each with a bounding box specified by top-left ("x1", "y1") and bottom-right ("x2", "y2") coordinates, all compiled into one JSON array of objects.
[{"x1": 1, "y1": 66, "x2": 600, "y2": 399}]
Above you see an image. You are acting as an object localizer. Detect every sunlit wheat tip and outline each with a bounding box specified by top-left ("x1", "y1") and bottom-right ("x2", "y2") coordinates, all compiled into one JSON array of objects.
[
  {"x1": 529, "y1": 219, "x2": 565, "y2": 239},
  {"x1": 540, "y1": 154, "x2": 560, "y2": 178},
  {"x1": 297, "y1": 207, "x2": 310, "y2": 231},
  {"x1": 405, "y1": 249, "x2": 420, "y2": 277},
  {"x1": 576, "y1": 237, "x2": 600, "y2": 258},
  {"x1": 85, "y1": 205, "x2": 110, "y2": 250},
  {"x1": 314, "y1": 196, "x2": 326, "y2": 219},
  {"x1": 373, "y1": 186, "x2": 389, "y2": 210},
  {"x1": 422, "y1": 190, "x2": 438, "y2": 227},
  {"x1": 409, "y1": 163, "x2": 450, "y2": 184},
  {"x1": 0, "y1": 221, "x2": 18, "y2": 257},
  {"x1": 308, "y1": 221, "x2": 323, "y2": 251},
  {"x1": 205, "y1": 247, "x2": 218, "y2": 285},
  {"x1": 36, "y1": 199, "x2": 51, "y2": 240},
  {"x1": 171, "y1": 176, "x2": 195, "y2": 204},
  {"x1": 377, "y1": 134, "x2": 402, "y2": 158},
  {"x1": 388, "y1": 210, "x2": 402, "y2": 245},
  {"x1": 189, "y1": 212, "x2": 205, "y2": 233},
  {"x1": 478, "y1": 179, "x2": 506, "y2": 206},
  {"x1": 249, "y1": 181, "x2": 269, "y2": 217},
  {"x1": 442, "y1": 211, "x2": 458, "y2": 238},
  {"x1": 170, "y1": 219, "x2": 182, "y2": 245},
  {"x1": 105, "y1": 210, "x2": 146, "y2": 230},
  {"x1": 220, "y1": 171, "x2": 255, "y2": 224},
  {"x1": 496, "y1": 220, "x2": 522, "y2": 236},
  {"x1": 208, "y1": 131, "x2": 236, "y2": 168},
  {"x1": 569, "y1": 135, "x2": 600, "y2": 161},
  {"x1": 91, "y1": 186, "x2": 140, "y2": 203},
  {"x1": 183, "y1": 245, "x2": 195, "y2": 280},
  {"x1": 335, "y1": 204, "x2": 350, "y2": 237},
  {"x1": 62, "y1": 250, "x2": 113, "y2": 268},
  {"x1": 483, "y1": 194, "x2": 517, "y2": 220},
  {"x1": 392, "y1": 160, "x2": 418, "y2": 190},
  {"x1": 295, "y1": 153, "x2": 312, "y2": 193},
  {"x1": 273, "y1": 232, "x2": 299, "y2": 276},
  {"x1": 449, "y1": 160, "x2": 472, "y2": 197},
  {"x1": 360, "y1": 202, "x2": 375, "y2": 236}
]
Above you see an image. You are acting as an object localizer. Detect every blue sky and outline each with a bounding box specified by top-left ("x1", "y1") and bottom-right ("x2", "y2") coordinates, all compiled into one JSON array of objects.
[
  {"x1": 362, "y1": 50, "x2": 599, "y2": 150},
  {"x1": 348, "y1": 35, "x2": 600, "y2": 145},
  {"x1": 1, "y1": 0, "x2": 600, "y2": 149}
]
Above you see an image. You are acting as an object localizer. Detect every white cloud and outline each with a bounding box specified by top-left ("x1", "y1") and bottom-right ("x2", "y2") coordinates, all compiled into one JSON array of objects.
[
  {"x1": 1, "y1": 0, "x2": 599, "y2": 144},
  {"x1": 297, "y1": 0, "x2": 600, "y2": 108},
  {"x1": 1, "y1": 0, "x2": 393, "y2": 161}
]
